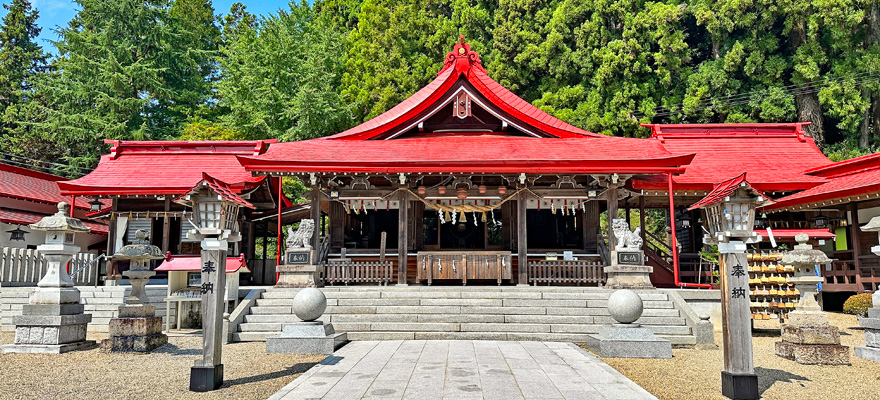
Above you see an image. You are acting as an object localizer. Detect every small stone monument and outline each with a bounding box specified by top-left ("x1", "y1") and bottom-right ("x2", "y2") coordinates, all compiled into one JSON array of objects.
[
  {"x1": 854, "y1": 216, "x2": 880, "y2": 363},
  {"x1": 593, "y1": 289, "x2": 671, "y2": 358},
  {"x1": 276, "y1": 220, "x2": 322, "y2": 288},
  {"x1": 104, "y1": 230, "x2": 167, "y2": 352},
  {"x1": 266, "y1": 288, "x2": 347, "y2": 354},
  {"x1": 2, "y1": 203, "x2": 95, "y2": 354},
  {"x1": 774, "y1": 233, "x2": 849, "y2": 365},
  {"x1": 604, "y1": 219, "x2": 653, "y2": 289}
]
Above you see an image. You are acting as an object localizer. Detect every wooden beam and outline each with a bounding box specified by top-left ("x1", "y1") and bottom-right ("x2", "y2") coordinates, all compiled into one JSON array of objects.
[
  {"x1": 517, "y1": 190, "x2": 528, "y2": 285},
  {"x1": 607, "y1": 183, "x2": 619, "y2": 249},
  {"x1": 850, "y1": 202, "x2": 861, "y2": 279},
  {"x1": 398, "y1": 190, "x2": 409, "y2": 285},
  {"x1": 639, "y1": 196, "x2": 646, "y2": 251}
]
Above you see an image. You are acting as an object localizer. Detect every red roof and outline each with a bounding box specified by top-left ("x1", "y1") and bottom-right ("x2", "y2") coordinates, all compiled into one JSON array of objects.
[
  {"x1": 632, "y1": 124, "x2": 832, "y2": 192},
  {"x1": 175, "y1": 173, "x2": 256, "y2": 209},
  {"x1": 332, "y1": 36, "x2": 598, "y2": 141},
  {"x1": 754, "y1": 229, "x2": 836, "y2": 240},
  {"x1": 239, "y1": 37, "x2": 694, "y2": 175},
  {"x1": 763, "y1": 153, "x2": 880, "y2": 211},
  {"x1": 0, "y1": 207, "x2": 109, "y2": 234},
  {"x1": 239, "y1": 136, "x2": 695, "y2": 174},
  {"x1": 155, "y1": 254, "x2": 250, "y2": 273},
  {"x1": 59, "y1": 140, "x2": 275, "y2": 196},
  {"x1": 688, "y1": 173, "x2": 770, "y2": 210},
  {"x1": 0, "y1": 163, "x2": 107, "y2": 210}
]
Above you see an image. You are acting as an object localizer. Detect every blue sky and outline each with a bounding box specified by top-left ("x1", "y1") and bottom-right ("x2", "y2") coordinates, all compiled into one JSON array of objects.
[{"x1": 0, "y1": 0, "x2": 296, "y2": 54}]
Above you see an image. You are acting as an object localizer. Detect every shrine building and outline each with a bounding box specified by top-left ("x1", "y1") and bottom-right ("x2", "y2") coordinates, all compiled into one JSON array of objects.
[{"x1": 55, "y1": 38, "x2": 880, "y2": 296}]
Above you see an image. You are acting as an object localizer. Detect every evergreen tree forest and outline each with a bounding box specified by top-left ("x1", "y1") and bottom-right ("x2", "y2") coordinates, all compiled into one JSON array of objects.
[{"x1": 2, "y1": 0, "x2": 880, "y2": 176}]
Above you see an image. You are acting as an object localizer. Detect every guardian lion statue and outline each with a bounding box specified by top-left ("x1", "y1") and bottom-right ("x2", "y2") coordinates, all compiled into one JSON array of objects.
[
  {"x1": 286, "y1": 219, "x2": 315, "y2": 249},
  {"x1": 611, "y1": 218, "x2": 642, "y2": 251}
]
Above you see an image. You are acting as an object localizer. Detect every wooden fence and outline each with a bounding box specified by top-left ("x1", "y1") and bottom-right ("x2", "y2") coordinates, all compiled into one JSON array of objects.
[
  {"x1": 527, "y1": 260, "x2": 605, "y2": 286},
  {"x1": 0, "y1": 247, "x2": 101, "y2": 286},
  {"x1": 323, "y1": 261, "x2": 394, "y2": 286}
]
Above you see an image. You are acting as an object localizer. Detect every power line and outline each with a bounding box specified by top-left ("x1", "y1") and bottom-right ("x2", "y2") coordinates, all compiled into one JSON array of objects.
[{"x1": 0, "y1": 152, "x2": 93, "y2": 171}]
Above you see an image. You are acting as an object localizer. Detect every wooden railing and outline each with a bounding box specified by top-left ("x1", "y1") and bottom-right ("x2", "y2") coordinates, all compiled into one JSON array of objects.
[
  {"x1": 527, "y1": 260, "x2": 604, "y2": 286},
  {"x1": 1, "y1": 247, "x2": 100, "y2": 286},
  {"x1": 323, "y1": 261, "x2": 393, "y2": 286}
]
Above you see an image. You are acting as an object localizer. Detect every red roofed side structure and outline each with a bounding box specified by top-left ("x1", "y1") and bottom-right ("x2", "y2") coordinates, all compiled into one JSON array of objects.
[{"x1": 763, "y1": 153, "x2": 880, "y2": 212}]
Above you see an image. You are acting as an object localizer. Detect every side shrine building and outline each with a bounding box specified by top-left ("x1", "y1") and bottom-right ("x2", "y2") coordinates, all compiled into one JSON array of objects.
[{"x1": 57, "y1": 38, "x2": 880, "y2": 298}]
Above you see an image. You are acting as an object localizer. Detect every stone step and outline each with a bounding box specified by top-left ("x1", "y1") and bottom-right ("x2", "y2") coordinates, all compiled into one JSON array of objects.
[
  {"x1": 238, "y1": 322, "x2": 282, "y2": 332},
  {"x1": 243, "y1": 314, "x2": 303, "y2": 323},
  {"x1": 250, "y1": 306, "x2": 291, "y2": 314},
  {"x1": 232, "y1": 331, "x2": 275, "y2": 341}
]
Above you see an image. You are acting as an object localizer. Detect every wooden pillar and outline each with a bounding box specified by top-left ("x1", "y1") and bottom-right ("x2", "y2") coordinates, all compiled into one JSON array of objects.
[
  {"x1": 311, "y1": 187, "x2": 321, "y2": 251},
  {"x1": 517, "y1": 190, "x2": 528, "y2": 285},
  {"x1": 329, "y1": 201, "x2": 344, "y2": 250},
  {"x1": 639, "y1": 196, "x2": 646, "y2": 251},
  {"x1": 607, "y1": 183, "x2": 619, "y2": 249},
  {"x1": 850, "y1": 202, "x2": 861, "y2": 275},
  {"x1": 397, "y1": 190, "x2": 409, "y2": 285},
  {"x1": 162, "y1": 197, "x2": 171, "y2": 254}
]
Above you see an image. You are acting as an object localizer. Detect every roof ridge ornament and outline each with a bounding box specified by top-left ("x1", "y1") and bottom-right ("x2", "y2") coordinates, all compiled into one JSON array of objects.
[{"x1": 439, "y1": 34, "x2": 485, "y2": 75}]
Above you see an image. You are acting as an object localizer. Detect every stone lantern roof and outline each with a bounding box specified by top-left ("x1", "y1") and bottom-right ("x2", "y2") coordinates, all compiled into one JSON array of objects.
[
  {"x1": 28, "y1": 202, "x2": 91, "y2": 233},
  {"x1": 782, "y1": 233, "x2": 832, "y2": 265},
  {"x1": 112, "y1": 230, "x2": 164, "y2": 260}
]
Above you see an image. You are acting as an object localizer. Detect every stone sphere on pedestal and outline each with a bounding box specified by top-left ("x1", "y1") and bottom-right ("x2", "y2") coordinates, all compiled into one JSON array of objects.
[
  {"x1": 608, "y1": 289, "x2": 644, "y2": 324},
  {"x1": 293, "y1": 288, "x2": 327, "y2": 322}
]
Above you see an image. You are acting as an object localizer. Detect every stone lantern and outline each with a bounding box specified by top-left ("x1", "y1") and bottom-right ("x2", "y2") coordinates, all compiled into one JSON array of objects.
[
  {"x1": 775, "y1": 233, "x2": 849, "y2": 365},
  {"x1": 105, "y1": 229, "x2": 167, "y2": 352},
  {"x1": 2, "y1": 202, "x2": 95, "y2": 354},
  {"x1": 689, "y1": 174, "x2": 766, "y2": 400},
  {"x1": 854, "y1": 216, "x2": 880, "y2": 363},
  {"x1": 176, "y1": 175, "x2": 252, "y2": 392}
]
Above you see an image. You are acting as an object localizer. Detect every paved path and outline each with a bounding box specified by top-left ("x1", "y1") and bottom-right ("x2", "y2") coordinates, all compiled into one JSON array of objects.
[{"x1": 269, "y1": 340, "x2": 657, "y2": 400}]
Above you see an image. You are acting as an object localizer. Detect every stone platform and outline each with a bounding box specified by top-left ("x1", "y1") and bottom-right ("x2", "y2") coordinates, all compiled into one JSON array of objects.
[{"x1": 270, "y1": 340, "x2": 657, "y2": 400}]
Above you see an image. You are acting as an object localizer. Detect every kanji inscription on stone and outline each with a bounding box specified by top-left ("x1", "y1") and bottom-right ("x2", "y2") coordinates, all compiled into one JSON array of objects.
[
  {"x1": 202, "y1": 260, "x2": 216, "y2": 273},
  {"x1": 731, "y1": 287, "x2": 747, "y2": 299},
  {"x1": 731, "y1": 264, "x2": 746, "y2": 277}
]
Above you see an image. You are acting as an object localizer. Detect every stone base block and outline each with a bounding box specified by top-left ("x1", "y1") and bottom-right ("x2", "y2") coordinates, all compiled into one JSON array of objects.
[
  {"x1": 275, "y1": 264, "x2": 323, "y2": 288},
  {"x1": 867, "y1": 308, "x2": 880, "y2": 319},
  {"x1": 13, "y1": 322, "x2": 89, "y2": 345},
  {"x1": 855, "y1": 345, "x2": 880, "y2": 363},
  {"x1": 2, "y1": 340, "x2": 96, "y2": 354},
  {"x1": 721, "y1": 371, "x2": 759, "y2": 400},
  {"x1": 29, "y1": 286, "x2": 81, "y2": 305},
  {"x1": 863, "y1": 328, "x2": 880, "y2": 347},
  {"x1": 266, "y1": 332, "x2": 348, "y2": 355},
  {"x1": 118, "y1": 305, "x2": 156, "y2": 318},
  {"x1": 775, "y1": 341, "x2": 850, "y2": 365},
  {"x1": 786, "y1": 311, "x2": 829, "y2": 327},
  {"x1": 109, "y1": 316, "x2": 163, "y2": 337},
  {"x1": 781, "y1": 324, "x2": 840, "y2": 345},
  {"x1": 105, "y1": 334, "x2": 168, "y2": 352},
  {"x1": 593, "y1": 325, "x2": 671, "y2": 358},
  {"x1": 860, "y1": 317, "x2": 880, "y2": 330},
  {"x1": 603, "y1": 265, "x2": 654, "y2": 290},
  {"x1": 22, "y1": 304, "x2": 84, "y2": 316},
  {"x1": 190, "y1": 364, "x2": 223, "y2": 392},
  {"x1": 13, "y1": 313, "x2": 91, "y2": 327}
]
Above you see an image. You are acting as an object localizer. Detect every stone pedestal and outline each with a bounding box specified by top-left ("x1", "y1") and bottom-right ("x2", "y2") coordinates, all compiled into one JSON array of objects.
[
  {"x1": 854, "y1": 293, "x2": 880, "y2": 363},
  {"x1": 3, "y1": 302, "x2": 94, "y2": 354},
  {"x1": 604, "y1": 251, "x2": 653, "y2": 289},
  {"x1": 266, "y1": 322, "x2": 348, "y2": 354},
  {"x1": 106, "y1": 305, "x2": 167, "y2": 352},
  {"x1": 595, "y1": 324, "x2": 671, "y2": 358},
  {"x1": 775, "y1": 324, "x2": 849, "y2": 365},
  {"x1": 276, "y1": 249, "x2": 321, "y2": 288}
]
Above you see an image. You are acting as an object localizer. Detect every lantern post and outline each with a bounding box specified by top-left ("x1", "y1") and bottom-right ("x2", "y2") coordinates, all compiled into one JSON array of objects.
[
  {"x1": 176, "y1": 176, "x2": 252, "y2": 392},
  {"x1": 689, "y1": 174, "x2": 766, "y2": 400}
]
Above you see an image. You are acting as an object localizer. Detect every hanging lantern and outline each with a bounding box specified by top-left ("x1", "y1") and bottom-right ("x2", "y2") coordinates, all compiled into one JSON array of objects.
[
  {"x1": 812, "y1": 214, "x2": 828, "y2": 228},
  {"x1": 457, "y1": 187, "x2": 468, "y2": 199},
  {"x1": 587, "y1": 189, "x2": 598, "y2": 199},
  {"x1": 478, "y1": 185, "x2": 487, "y2": 194},
  {"x1": 6, "y1": 226, "x2": 28, "y2": 241},
  {"x1": 88, "y1": 197, "x2": 104, "y2": 212},
  {"x1": 754, "y1": 213, "x2": 767, "y2": 228},
  {"x1": 498, "y1": 186, "x2": 507, "y2": 195},
  {"x1": 417, "y1": 186, "x2": 427, "y2": 195},
  {"x1": 438, "y1": 186, "x2": 447, "y2": 195},
  {"x1": 328, "y1": 189, "x2": 340, "y2": 200}
]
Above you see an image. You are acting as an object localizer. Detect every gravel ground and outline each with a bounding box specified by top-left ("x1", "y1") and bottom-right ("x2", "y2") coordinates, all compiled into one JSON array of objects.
[
  {"x1": 581, "y1": 312, "x2": 880, "y2": 400},
  {"x1": 0, "y1": 332, "x2": 324, "y2": 400}
]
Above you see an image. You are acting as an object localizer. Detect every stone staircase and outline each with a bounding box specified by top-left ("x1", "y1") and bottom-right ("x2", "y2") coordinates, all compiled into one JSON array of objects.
[{"x1": 232, "y1": 287, "x2": 697, "y2": 346}]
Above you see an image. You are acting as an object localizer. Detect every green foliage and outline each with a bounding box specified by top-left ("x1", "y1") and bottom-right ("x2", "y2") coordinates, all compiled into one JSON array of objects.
[
  {"x1": 823, "y1": 139, "x2": 880, "y2": 162},
  {"x1": 0, "y1": 0, "x2": 47, "y2": 142},
  {"x1": 843, "y1": 293, "x2": 873, "y2": 317}
]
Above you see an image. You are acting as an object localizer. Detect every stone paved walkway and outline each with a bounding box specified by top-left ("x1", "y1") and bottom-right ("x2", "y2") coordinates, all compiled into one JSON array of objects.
[{"x1": 269, "y1": 340, "x2": 657, "y2": 400}]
